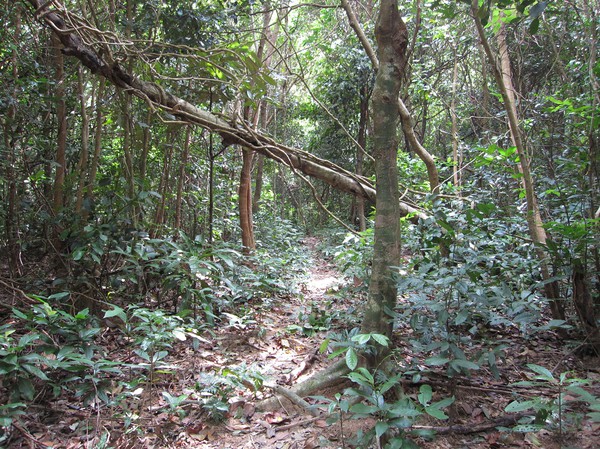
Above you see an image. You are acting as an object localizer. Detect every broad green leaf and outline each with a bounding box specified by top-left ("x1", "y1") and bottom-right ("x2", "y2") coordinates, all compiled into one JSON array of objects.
[
  {"x1": 450, "y1": 359, "x2": 480, "y2": 371},
  {"x1": 104, "y1": 305, "x2": 127, "y2": 323},
  {"x1": 505, "y1": 399, "x2": 538, "y2": 412},
  {"x1": 351, "y1": 334, "x2": 371, "y2": 345},
  {"x1": 432, "y1": 397, "x2": 455, "y2": 409},
  {"x1": 566, "y1": 385, "x2": 595, "y2": 402},
  {"x1": 18, "y1": 378, "x2": 35, "y2": 401},
  {"x1": 319, "y1": 338, "x2": 330, "y2": 354},
  {"x1": 526, "y1": 364, "x2": 554, "y2": 382},
  {"x1": 418, "y1": 385, "x2": 433, "y2": 406},
  {"x1": 346, "y1": 347, "x2": 358, "y2": 371},
  {"x1": 349, "y1": 402, "x2": 377, "y2": 415},
  {"x1": 425, "y1": 406, "x2": 449, "y2": 420},
  {"x1": 22, "y1": 364, "x2": 49, "y2": 381},
  {"x1": 371, "y1": 333, "x2": 390, "y2": 347},
  {"x1": 425, "y1": 356, "x2": 449, "y2": 366},
  {"x1": 375, "y1": 421, "x2": 389, "y2": 438}
]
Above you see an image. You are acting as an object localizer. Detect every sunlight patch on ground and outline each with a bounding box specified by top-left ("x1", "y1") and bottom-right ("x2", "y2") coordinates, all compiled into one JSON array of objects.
[{"x1": 307, "y1": 275, "x2": 339, "y2": 292}]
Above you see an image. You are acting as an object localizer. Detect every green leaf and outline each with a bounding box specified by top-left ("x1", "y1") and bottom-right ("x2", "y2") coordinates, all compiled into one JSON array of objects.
[
  {"x1": 18, "y1": 378, "x2": 35, "y2": 401},
  {"x1": 371, "y1": 333, "x2": 390, "y2": 347},
  {"x1": 425, "y1": 406, "x2": 449, "y2": 420},
  {"x1": 529, "y1": 17, "x2": 540, "y2": 34},
  {"x1": 566, "y1": 385, "x2": 595, "y2": 402},
  {"x1": 425, "y1": 356, "x2": 449, "y2": 366},
  {"x1": 505, "y1": 400, "x2": 538, "y2": 412},
  {"x1": 48, "y1": 291, "x2": 70, "y2": 301},
  {"x1": 432, "y1": 397, "x2": 455, "y2": 408},
  {"x1": 349, "y1": 402, "x2": 377, "y2": 415},
  {"x1": 22, "y1": 364, "x2": 49, "y2": 381},
  {"x1": 450, "y1": 359, "x2": 480, "y2": 372},
  {"x1": 104, "y1": 305, "x2": 127, "y2": 323},
  {"x1": 375, "y1": 421, "x2": 389, "y2": 438},
  {"x1": 418, "y1": 385, "x2": 433, "y2": 406},
  {"x1": 319, "y1": 338, "x2": 330, "y2": 354},
  {"x1": 352, "y1": 334, "x2": 371, "y2": 345},
  {"x1": 526, "y1": 364, "x2": 554, "y2": 382},
  {"x1": 346, "y1": 347, "x2": 358, "y2": 371}
]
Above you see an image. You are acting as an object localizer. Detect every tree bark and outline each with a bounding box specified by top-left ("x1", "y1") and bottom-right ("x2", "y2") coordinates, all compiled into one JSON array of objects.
[
  {"x1": 75, "y1": 67, "x2": 90, "y2": 216},
  {"x1": 51, "y1": 33, "x2": 67, "y2": 217},
  {"x1": 4, "y1": 6, "x2": 21, "y2": 275},
  {"x1": 360, "y1": 0, "x2": 408, "y2": 350},
  {"x1": 175, "y1": 126, "x2": 192, "y2": 231},
  {"x1": 239, "y1": 149, "x2": 256, "y2": 251}
]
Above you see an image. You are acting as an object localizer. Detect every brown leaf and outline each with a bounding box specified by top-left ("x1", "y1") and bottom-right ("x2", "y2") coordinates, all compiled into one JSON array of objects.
[
  {"x1": 264, "y1": 411, "x2": 290, "y2": 425},
  {"x1": 303, "y1": 436, "x2": 319, "y2": 448}
]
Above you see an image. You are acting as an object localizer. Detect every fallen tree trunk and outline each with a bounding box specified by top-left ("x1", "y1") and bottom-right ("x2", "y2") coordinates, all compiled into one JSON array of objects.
[{"x1": 24, "y1": 0, "x2": 426, "y2": 221}]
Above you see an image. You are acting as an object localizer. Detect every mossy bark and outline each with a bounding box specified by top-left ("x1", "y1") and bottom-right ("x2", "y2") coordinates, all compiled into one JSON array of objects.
[{"x1": 360, "y1": 0, "x2": 408, "y2": 352}]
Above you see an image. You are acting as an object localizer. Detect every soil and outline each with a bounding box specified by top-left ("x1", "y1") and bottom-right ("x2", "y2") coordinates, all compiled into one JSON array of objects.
[{"x1": 1, "y1": 238, "x2": 599, "y2": 449}]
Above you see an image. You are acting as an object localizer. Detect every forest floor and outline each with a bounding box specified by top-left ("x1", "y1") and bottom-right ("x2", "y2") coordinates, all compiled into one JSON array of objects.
[{"x1": 1, "y1": 238, "x2": 599, "y2": 449}]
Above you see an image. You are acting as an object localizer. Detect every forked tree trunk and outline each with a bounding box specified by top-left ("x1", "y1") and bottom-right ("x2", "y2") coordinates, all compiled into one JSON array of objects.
[{"x1": 360, "y1": 0, "x2": 408, "y2": 350}]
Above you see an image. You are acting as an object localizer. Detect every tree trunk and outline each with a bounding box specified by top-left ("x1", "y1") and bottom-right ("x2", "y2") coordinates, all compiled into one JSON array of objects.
[
  {"x1": 360, "y1": 0, "x2": 408, "y2": 351},
  {"x1": 356, "y1": 85, "x2": 369, "y2": 231},
  {"x1": 239, "y1": 149, "x2": 256, "y2": 252},
  {"x1": 85, "y1": 78, "x2": 105, "y2": 219},
  {"x1": 472, "y1": 3, "x2": 564, "y2": 320},
  {"x1": 52, "y1": 33, "x2": 67, "y2": 217},
  {"x1": 3, "y1": 7, "x2": 21, "y2": 275},
  {"x1": 175, "y1": 126, "x2": 192, "y2": 231},
  {"x1": 252, "y1": 154, "x2": 265, "y2": 215},
  {"x1": 51, "y1": 33, "x2": 67, "y2": 255},
  {"x1": 75, "y1": 67, "x2": 90, "y2": 216}
]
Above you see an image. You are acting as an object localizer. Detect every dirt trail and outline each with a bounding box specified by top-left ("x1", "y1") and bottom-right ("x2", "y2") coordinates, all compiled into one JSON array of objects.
[{"x1": 169, "y1": 237, "x2": 348, "y2": 449}]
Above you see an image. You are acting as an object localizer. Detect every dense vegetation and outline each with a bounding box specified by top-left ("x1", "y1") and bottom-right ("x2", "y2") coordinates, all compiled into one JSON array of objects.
[{"x1": 0, "y1": 0, "x2": 598, "y2": 447}]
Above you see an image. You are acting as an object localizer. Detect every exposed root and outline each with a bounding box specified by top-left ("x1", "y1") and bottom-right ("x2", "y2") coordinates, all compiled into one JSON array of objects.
[{"x1": 257, "y1": 359, "x2": 350, "y2": 412}]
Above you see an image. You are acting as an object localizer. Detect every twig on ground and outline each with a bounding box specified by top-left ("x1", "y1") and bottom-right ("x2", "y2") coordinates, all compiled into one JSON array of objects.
[{"x1": 412, "y1": 411, "x2": 531, "y2": 435}]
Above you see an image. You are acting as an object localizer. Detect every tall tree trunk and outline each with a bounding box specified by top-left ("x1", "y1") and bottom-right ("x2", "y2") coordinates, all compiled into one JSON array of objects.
[
  {"x1": 75, "y1": 67, "x2": 90, "y2": 216},
  {"x1": 85, "y1": 78, "x2": 105, "y2": 219},
  {"x1": 360, "y1": 0, "x2": 408, "y2": 350},
  {"x1": 153, "y1": 127, "x2": 175, "y2": 236},
  {"x1": 356, "y1": 85, "x2": 369, "y2": 231},
  {"x1": 472, "y1": 3, "x2": 564, "y2": 320},
  {"x1": 175, "y1": 126, "x2": 192, "y2": 231},
  {"x1": 252, "y1": 154, "x2": 265, "y2": 215},
  {"x1": 239, "y1": 149, "x2": 256, "y2": 251},
  {"x1": 4, "y1": 7, "x2": 21, "y2": 275},
  {"x1": 51, "y1": 33, "x2": 68, "y2": 255},
  {"x1": 451, "y1": 45, "x2": 461, "y2": 189}
]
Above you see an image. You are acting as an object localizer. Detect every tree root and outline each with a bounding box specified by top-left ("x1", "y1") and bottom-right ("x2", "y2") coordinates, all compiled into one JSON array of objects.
[{"x1": 257, "y1": 359, "x2": 350, "y2": 412}]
